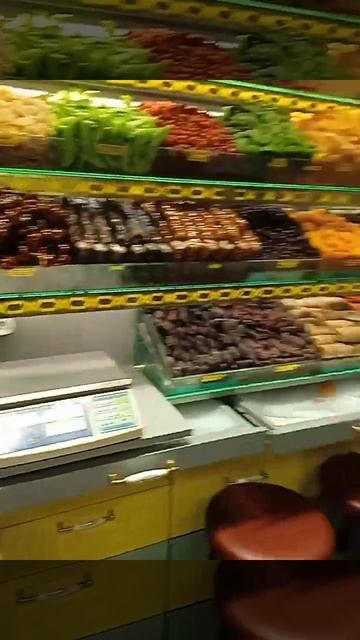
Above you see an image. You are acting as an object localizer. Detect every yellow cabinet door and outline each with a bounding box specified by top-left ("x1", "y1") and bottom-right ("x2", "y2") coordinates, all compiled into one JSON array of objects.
[
  {"x1": 171, "y1": 454, "x2": 267, "y2": 538},
  {"x1": 0, "y1": 485, "x2": 170, "y2": 560},
  {"x1": 1, "y1": 561, "x2": 167, "y2": 640}
]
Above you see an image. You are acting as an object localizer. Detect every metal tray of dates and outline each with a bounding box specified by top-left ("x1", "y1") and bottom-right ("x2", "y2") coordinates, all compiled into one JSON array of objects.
[{"x1": 138, "y1": 307, "x2": 325, "y2": 396}]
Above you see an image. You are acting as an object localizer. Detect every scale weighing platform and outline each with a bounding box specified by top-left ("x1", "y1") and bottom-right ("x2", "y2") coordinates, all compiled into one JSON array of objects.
[{"x1": 0, "y1": 352, "x2": 143, "y2": 477}]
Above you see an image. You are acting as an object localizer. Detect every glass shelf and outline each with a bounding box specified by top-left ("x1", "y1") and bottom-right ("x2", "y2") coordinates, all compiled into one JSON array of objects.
[
  {"x1": 137, "y1": 322, "x2": 360, "y2": 404},
  {"x1": 0, "y1": 261, "x2": 359, "y2": 297},
  {"x1": 164, "y1": 365, "x2": 360, "y2": 404}
]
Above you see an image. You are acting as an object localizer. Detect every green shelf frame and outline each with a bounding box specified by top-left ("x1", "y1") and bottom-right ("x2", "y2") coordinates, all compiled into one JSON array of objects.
[
  {"x1": 212, "y1": 0, "x2": 360, "y2": 26},
  {"x1": 165, "y1": 364, "x2": 360, "y2": 404}
]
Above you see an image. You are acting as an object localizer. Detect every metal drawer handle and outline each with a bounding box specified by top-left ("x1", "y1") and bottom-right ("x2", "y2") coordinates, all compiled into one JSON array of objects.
[
  {"x1": 108, "y1": 460, "x2": 178, "y2": 485},
  {"x1": 16, "y1": 574, "x2": 93, "y2": 604},
  {"x1": 57, "y1": 510, "x2": 115, "y2": 533},
  {"x1": 226, "y1": 471, "x2": 269, "y2": 485}
]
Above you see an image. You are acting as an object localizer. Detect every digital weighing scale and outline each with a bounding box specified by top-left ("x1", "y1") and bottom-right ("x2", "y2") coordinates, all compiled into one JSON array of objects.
[{"x1": 0, "y1": 352, "x2": 143, "y2": 476}]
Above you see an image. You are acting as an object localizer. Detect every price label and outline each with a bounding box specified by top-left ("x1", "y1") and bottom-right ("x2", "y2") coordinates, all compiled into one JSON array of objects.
[
  {"x1": 82, "y1": 0, "x2": 118, "y2": 5},
  {"x1": 304, "y1": 164, "x2": 322, "y2": 172},
  {"x1": 269, "y1": 158, "x2": 288, "y2": 168},
  {"x1": 344, "y1": 259, "x2": 360, "y2": 268},
  {"x1": 97, "y1": 144, "x2": 125, "y2": 155},
  {"x1": 276, "y1": 259, "x2": 300, "y2": 269},
  {"x1": 8, "y1": 268, "x2": 36, "y2": 277},
  {"x1": 338, "y1": 164, "x2": 353, "y2": 173},
  {"x1": 109, "y1": 265, "x2": 126, "y2": 271},
  {"x1": 201, "y1": 373, "x2": 226, "y2": 383},
  {"x1": 0, "y1": 139, "x2": 16, "y2": 147},
  {"x1": 208, "y1": 263, "x2": 223, "y2": 270},
  {"x1": 274, "y1": 363, "x2": 300, "y2": 373},
  {"x1": 185, "y1": 149, "x2": 213, "y2": 162},
  {"x1": 263, "y1": 191, "x2": 277, "y2": 201}
]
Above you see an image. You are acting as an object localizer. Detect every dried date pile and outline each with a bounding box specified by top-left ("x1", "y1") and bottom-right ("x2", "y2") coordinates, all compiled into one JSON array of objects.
[
  {"x1": 238, "y1": 205, "x2": 319, "y2": 259},
  {"x1": 0, "y1": 190, "x2": 71, "y2": 268},
  {"x1": 152, "y1": 301, "x2": 319, "y2": 377}
]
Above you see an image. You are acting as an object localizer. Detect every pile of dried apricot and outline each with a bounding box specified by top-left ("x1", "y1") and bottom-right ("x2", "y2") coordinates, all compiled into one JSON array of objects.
[{"x1": 292, "y1": 209, "x2": 360, "y2": 259}]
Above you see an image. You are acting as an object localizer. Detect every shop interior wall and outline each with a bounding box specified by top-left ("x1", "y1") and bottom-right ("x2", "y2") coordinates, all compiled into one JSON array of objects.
[{"x1": 0, "y1": 311, "x2": 136, "y2": 366}]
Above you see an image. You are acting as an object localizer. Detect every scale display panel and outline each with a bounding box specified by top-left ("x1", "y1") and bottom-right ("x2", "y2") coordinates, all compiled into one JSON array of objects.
[
  {"x1": 0, "y1": 399, "x2": 90, "y2": 454},
  {"x1": 0, "y1": 389, "x2": 141, "y2": 464}
]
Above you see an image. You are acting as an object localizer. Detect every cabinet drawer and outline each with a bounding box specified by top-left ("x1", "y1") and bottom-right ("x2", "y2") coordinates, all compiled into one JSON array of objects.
[
  {"x1": 0, "y1": 486, "x2": 169, "y2": 560},
  {"x1": 171, "y1": 455, "x2": 267, "y2": 537},
  {"x1": 2, "y1": 561, "x2": 167, "y2": 640}
]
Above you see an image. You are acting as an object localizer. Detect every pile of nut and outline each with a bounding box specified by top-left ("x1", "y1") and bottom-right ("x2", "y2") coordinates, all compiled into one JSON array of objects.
[
  {"x1": 146, "y1": 201, "x2": 262, "y2": 261},
  {"x1": 284, "y1": 297, "x2": 360, "y2": 359},
  {"x1": 152, "y1": 302, "x2": 319, "y2": 377}
]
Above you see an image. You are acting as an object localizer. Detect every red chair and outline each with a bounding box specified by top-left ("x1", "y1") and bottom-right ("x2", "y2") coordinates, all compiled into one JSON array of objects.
[
  {"x1": 215, "y1": 563, "x2": 360, "y2": 639},
  {"x1": 319, "y1": 452, "x2": 360, "y2": 555},
  {"x1": 206, "y1": 482, "x2": 335, "y2": 560}
]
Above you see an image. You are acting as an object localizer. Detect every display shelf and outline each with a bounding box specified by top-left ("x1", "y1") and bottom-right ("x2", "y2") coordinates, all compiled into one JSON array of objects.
[
  {"x1": 162, "y1": 365, "x2": 360, "y2": 405},
  {"x1": 67, "y1": 0, "x2": 360, "y2": 41},
  {"x1": 138, "y1": 312, "x2": 360, "y2": 402},
  {"x1": 3, "y1": 82, "x2": 360, "y2": 187}
]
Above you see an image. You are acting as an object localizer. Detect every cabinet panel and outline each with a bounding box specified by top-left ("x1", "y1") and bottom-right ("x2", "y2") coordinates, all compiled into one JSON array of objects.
[
  {"x1": 171, "y1": 455, "x2": 267, "y2": 537},
  {"x1": 0, "y1": 486, "x2": 169, "y2": 560},
  {"x1": 1, "y1": 562, "x2": 167, "y2": 640},
  {"x1": 166, "y1": 601, "x2": 218, "y2": 640},
  {"x1": 110, "y1": 541, "x2": 167, "y2": 560},
  {"x1": 80, "y1": 615, "x2": 163, "y2": 640},
  {"x1": 167, "y1": 561, "x2": 216, "y2": 610},
  {"x1": 169, "y1": 531, "x2": 208, "y2": 560}
]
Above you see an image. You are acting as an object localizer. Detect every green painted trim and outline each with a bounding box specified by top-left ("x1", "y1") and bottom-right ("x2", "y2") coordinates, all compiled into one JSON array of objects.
[
  {"x1": 213, "y1": 80, "x2": 360, "y2": 106},
  {"x1": 167, "y1": 365, "x2": 360, "y2": 402},
  {"x1": 213, "y1": 0, "x2": 360, "y2": 26},
  {"x1": 1, "y1": 167, "x2": 360, "y2": 191}
]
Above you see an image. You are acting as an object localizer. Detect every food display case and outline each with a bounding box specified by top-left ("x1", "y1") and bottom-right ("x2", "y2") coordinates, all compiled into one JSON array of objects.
[
  {"x1": 1, "y1": 0, "x2": 360, "y2": 83},
  {"x1": 0, "y1": 78, "x2": 359, "y2": 592}
]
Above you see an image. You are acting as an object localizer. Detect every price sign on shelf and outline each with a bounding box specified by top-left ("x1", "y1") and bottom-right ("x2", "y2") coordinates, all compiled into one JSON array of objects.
[
  {"x1": 276, "y1": 259, "x2": 300, "y2": 270},
  {"x1": 208, "y1": 263, "x2": 223, "y2": 270},
  {"x1": 344, "y1": 259, "x2": 360, "y2": 269},
  {"x1": 201, "y1": 373, "x2": 226, "y2": 383},
  {"x1": 8, "y1": 268, "x2": 36, "y2": 278},
  {"x1": 274, "y1": 363, "x2": 301, "y2": 374},
  {"x1": 303, "y1": 164, "x2": 322, "y2": 172},
  {"x1": 185, "y1": 149, "x2": 213, "y2": 162},
  {"x1": 97, "y1": 144, "x2": 125, "y2": 156},
  {"x1": 269, "y1": 158, "x2": 288, "y2": 168}
]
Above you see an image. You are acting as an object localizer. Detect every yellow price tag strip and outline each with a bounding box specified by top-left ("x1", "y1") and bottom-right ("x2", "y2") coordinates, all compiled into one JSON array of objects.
[
  {"x1": 7, "y1": 267, "x2": 36, "y2": 277},
  {"x1": 276, "y1": 259, "x2": 300, "y2": 269},
  {"x1": 201, "y1": 373, "x2": 226, "y2": 383},
  {"x1": 208, "y1": 263, "x2": 223, "y2": 270},
  {"x1": 109, "y1": 265, "x2": 126, "y2": 271},
  {"x1": 97, "y1": 144, "x2": 125, "y2": 155},
  {"x1": 275, "y1": 363, "x2": 300, "y2": 373},
  {"x1": 185, "y1": 149, "x2": 213, "y2": 162},
  {"x1": 269, "y1": 158, "x2": 288, "y2": 168}
]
